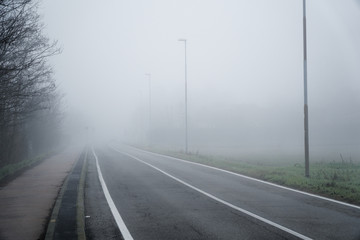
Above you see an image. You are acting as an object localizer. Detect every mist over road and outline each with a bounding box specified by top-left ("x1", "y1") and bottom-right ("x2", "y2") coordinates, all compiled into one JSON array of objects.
[{"x1": 89, "y1": 145, "x2": 360, "y2": 240}]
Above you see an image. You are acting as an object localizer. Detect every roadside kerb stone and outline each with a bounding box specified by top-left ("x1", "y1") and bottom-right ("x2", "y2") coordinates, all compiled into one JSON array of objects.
[{"x1": 45, "y1": 148, "x2": 88, "y2": 240}]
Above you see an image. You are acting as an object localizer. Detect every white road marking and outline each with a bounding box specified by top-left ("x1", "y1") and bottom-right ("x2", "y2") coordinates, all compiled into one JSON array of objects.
[
  {"x1": 127, "y1": 145, "x2": 360, "y2": 210},
  {"x1": 115, "y1": 148, "x2": 313, "y2": 240},
  {"x1": 92, "y1": 148, "x2": 134, "y2": 240}
]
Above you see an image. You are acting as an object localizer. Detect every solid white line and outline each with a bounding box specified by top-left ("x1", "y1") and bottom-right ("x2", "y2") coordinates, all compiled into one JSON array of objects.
[
  {"x1": 115, "y1": 148, "x2": 312, "y2": 240},
  {"x1": 92, "y1": 148, "x2": 134, "y2": 240},
  {"x1": 127, "y1": 146, "x2": 360, "y2": 210}
]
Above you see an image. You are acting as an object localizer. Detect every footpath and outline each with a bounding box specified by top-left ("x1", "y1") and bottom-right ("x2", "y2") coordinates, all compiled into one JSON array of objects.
[{"x1": 0, "y1": 146, "x2": 84, "y2": 240}]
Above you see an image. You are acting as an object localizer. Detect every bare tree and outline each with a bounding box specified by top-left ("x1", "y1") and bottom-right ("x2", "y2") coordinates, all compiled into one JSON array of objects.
[{"x1": 0, "y1": 0, "x2": 61, "y2": 166}]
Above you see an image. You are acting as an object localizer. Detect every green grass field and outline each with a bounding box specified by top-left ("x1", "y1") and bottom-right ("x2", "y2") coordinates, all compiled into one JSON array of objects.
[
  {"x1": 0, "y1": 154, "x2": 50, "y2": 182},
  {"x1": 153, "y1": 149, "x2": 360, "y2": 206}
]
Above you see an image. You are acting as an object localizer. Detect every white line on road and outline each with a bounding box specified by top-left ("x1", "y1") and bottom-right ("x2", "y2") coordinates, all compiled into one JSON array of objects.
[
  {"x1": 92, "y1": 148, "x2": 134, "y2": 240},
  {"x1": 128, "y1": 146, "x2": 360, "y2": 210},
  {"x1": 115, "y1": 148, "x2": 313, "y2": 240}
]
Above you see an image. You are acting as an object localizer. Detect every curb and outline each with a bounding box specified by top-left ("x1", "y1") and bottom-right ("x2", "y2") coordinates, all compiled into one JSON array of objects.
[
  {"x1": 44, "y1": 148, "x2": 88, "y2": 240},
  {"x1": 44, "y1": 159, "x2": 74, "y2": 240},
  {"x1": 77, "y1": 150, "x2": 88, "y2": 240}
]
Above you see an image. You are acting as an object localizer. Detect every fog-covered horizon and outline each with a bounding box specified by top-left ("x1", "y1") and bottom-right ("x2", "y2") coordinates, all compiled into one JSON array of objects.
[{"x1": 41, "y1": 0, "x2": 360, "y2": 161}]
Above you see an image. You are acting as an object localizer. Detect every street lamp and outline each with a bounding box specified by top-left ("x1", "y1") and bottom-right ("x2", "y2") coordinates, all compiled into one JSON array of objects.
[
  {"x1": 178, "y1": 38, "x2": 188, "y2": 154},
  {"x1": 145, "y1": 73, "x2": 151, "y2": 146},
  {"x1": 303, "y1": 0, "x2": 310, "y2": 177}
]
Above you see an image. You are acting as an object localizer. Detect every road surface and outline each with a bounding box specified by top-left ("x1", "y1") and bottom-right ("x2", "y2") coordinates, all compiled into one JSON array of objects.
[{"x1": 87, "y1": 144, "x2": 360, "y2": 240}]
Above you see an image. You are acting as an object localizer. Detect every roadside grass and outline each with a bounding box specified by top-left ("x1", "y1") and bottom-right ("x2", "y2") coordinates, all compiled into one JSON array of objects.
[
  {"x1": 150, "y1": 149, "x2": 360, "y2": 206},
  {"x1": 0, "y1": 153, "x2": 50, "y2": 182}
]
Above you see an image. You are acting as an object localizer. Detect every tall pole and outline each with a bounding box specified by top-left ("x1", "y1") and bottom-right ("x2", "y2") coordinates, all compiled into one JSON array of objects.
[
  {"x1": 178, "y1": 39, "x2": 188, "y2": 154},
  {"x1": 145, "y1": 73, "x2": 151, "y2": 145},
  {"x1": 303, "y1": 0, "x2": 310, "y2": 177}
]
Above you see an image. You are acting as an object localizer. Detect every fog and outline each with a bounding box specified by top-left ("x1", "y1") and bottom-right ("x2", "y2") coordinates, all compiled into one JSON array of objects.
[{"x1": 40, "y1": 0, "x2": 360, "y2": 161}]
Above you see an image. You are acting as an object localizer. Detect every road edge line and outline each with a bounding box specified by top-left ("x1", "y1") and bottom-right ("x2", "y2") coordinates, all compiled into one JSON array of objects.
[
  {"x1": 91, "y1": 147, "x2": 134, "y2": 240},
  {"x1": 127, "y1": 145, "x2": 360, "y2": 210},
  {"x1": 117, "y1": 149, "x2": 312, "y2": 240}
]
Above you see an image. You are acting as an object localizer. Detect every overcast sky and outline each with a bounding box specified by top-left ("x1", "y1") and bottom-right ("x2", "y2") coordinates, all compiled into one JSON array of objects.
[{"x1": 40, "y1": 1, "x2": 360, "y2": 159}]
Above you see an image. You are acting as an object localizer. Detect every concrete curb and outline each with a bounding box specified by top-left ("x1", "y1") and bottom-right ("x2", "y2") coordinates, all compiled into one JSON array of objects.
[
  {"x1": 44, "y1": 159, "x2": 75, "y2": 240},
  {"x1": 77, "y1": 150, "x2": 88, "y2": 240},
  {"x1": 44, "y1": 148, "x2": 88, "y2": 240}
]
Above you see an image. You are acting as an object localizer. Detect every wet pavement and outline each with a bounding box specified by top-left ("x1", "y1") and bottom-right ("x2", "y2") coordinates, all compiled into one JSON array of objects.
[{"x1": 0, "y1": 148, "x2": 81, "y2": 240}]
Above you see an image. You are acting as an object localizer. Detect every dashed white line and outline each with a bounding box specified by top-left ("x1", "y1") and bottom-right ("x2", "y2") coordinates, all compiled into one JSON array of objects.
[
  {"x1": 127, "y1": 145, "x2": 360, "y2": 210},
  {"x1": 114, "y1": 148, "x2": 313, "y2": 240},
  {"x1": 92, "y1": 148, "x2": 134, "y2": 240}
]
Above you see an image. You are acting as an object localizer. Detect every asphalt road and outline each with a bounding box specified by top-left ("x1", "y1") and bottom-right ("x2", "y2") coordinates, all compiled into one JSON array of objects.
[
  {"x1": 85, "y1": 149, "x2": 123, "y2": 240},
  {"x1": 89, "y1": 145, "x2": 360, "y2": 240}
]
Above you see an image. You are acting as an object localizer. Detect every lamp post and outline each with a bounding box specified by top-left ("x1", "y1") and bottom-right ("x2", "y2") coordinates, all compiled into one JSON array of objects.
[
  {"x1": 145, "y1": 73, "x2": 151, "y2": 146},
  {"x1": 178, "y1": 38, "x2": 188, "y2": 154},
  {"x1": 303, "y1": 0, "x2": 310, "y2": 177}
]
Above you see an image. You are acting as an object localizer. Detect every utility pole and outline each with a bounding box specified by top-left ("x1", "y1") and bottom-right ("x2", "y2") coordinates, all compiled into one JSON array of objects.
[
  {"x1": 145, "y1": 73, "x2": 151, "y2": 146},
  {"x1": 303, "y1": 0, "x2": 310, "y2": 177},
  {"x1": 178, "y1": 38, "x2": 188, "y2": 154}
]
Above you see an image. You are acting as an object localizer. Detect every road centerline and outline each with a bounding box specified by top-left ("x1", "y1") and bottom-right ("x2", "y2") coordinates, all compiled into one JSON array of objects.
[
  {"x1": 125, "y1": 145, "x2": 360, "y2": 211},
  {"x1": 114, "y1": 147, "x2": 312, "y2": 240}
]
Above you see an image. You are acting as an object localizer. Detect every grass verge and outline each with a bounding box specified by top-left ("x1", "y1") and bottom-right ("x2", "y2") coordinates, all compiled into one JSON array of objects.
[
  {"x1": 0, "y1": 153, "x2": 51, "y2": 182},
  {"x1": 149, "y1": 149, "x2": 360, "y2": 206}
]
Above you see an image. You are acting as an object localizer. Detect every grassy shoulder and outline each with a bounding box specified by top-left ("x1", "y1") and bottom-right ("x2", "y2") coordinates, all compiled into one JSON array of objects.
[
  {"x1": 148, "y1": 149, "x2": 360, "y2": 206},
  {"x1": 0, "y1": 153, "x2": 51, "y2": 182}
]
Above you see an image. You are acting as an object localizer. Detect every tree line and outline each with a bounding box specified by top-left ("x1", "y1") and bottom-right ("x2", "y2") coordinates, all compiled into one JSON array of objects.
[{"x1": 0, "y1": 0, "x2": 62, "y2": 167}]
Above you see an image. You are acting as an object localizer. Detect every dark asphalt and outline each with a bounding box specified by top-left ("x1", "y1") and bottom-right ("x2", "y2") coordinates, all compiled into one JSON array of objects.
[
  {"x1": 85, "y1": 150, "x2": 123, "y2": 240},
  {"x1": 92, "y1": 145, "x2": 360, "y2": 240},
  {"x1": 52, "y1": 150, "x2": 86, "y2": 240}
]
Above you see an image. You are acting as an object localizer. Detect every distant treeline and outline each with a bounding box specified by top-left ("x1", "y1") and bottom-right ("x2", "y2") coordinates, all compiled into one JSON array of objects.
[{"x1": 0, "y1": 0, "x2": 62, "y2": 167}]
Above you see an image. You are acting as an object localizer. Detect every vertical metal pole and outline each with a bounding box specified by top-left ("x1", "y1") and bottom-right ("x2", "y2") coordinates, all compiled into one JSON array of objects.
[
  {"x1": 303, "y1": 0, "x2": 310, "y2": 177},
  {"x1": 149, "y1": 74, "x2": 152, "y2": 128},
  {"x1": 178, "y1": 38, "x2": 188, "y2": 154},
  {"x1": 145, "y1": 73, "x2": 151, "y2": 146},
  {"x1": 184, "y1": 40, "x2": 188, "y2": 154}
]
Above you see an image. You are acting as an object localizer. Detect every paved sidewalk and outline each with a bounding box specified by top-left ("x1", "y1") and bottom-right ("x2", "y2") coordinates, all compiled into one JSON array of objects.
[{"x1": 0, "y1": 148, "x2": 82, "y2": 240}]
